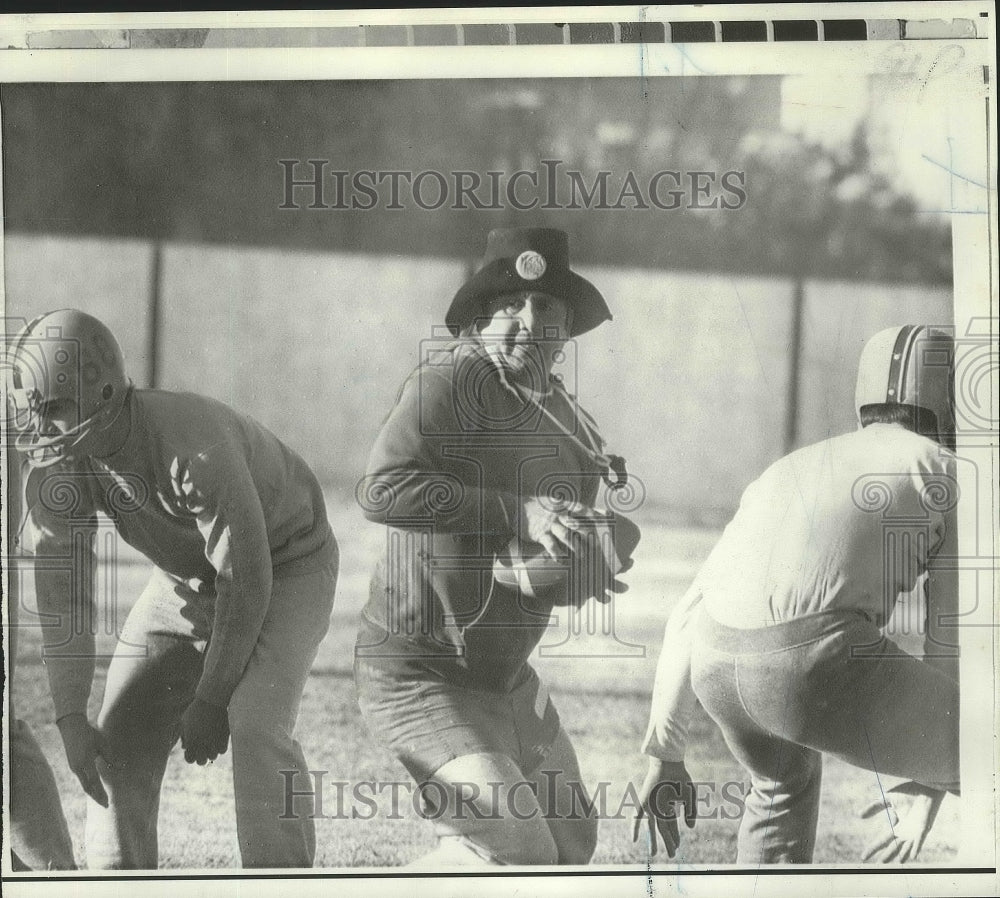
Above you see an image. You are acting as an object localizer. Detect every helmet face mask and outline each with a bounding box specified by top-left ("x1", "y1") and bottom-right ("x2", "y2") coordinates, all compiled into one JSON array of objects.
[
  {"x1": 855, "y1": 324, "x2": 956, "y2": 450},
  {"x1": 5, "y1": 309, "x2": 131, "y2": 468},
  {"x1": 12, "y1": 395, "x2": 124, "y2": 468}
]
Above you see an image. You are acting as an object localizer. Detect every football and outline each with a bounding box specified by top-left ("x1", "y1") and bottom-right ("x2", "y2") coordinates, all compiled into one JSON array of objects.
[
  {"x1": 493, "y1": 538, "x2": 572, "y2": 598},
  {"x1": 493, "y1": 512, "x2": 641, "y2": 604}
]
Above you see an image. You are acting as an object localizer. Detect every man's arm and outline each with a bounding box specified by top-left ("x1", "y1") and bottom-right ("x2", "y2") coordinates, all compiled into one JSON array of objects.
[
  {"x1": 24, "y1": 463, "x2": 108, "y2": 806},
  {"x1": 359, "y1": 363, "x2": 521, "y2": 538},
  {"x1": 923, "y1": 506, "x2": 959, "y2": 683},
  {"x1": 634, "y1": 579, "x2": 704, "y2": 856},
  {"x1": 170, "y1": 450, "x2": 272, "y2": 764},
  {"x1": 177, "y1": 452, "x2": 273, "y2": 709},
  {"x1": 640, "y1": 579, "x2": 703, "y2": 763}
]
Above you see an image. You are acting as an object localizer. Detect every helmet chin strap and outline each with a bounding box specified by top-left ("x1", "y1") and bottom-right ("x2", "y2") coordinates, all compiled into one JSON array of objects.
[{"x1": 16, "y1": 383, "x2": 133, "y2": 469}]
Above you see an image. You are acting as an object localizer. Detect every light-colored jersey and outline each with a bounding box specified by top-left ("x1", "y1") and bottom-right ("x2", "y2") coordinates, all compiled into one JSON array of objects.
[
  {"x1": 21, "y1": 388, "x2": 335, "y2": 717},
  {"x1": 642, "y1": 423, "x2": 959, "y2": 762}
]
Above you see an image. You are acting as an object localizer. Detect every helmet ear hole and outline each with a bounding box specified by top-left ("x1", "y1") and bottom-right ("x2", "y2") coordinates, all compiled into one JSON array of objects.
[{"x1": 102, "y1": 384, "x2": 115, "y2": 400}]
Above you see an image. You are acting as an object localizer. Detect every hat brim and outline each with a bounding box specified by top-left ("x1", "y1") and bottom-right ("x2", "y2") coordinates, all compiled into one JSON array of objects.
[{"x1": 446, "y1": 259, "x2": 612, "y2": 338}]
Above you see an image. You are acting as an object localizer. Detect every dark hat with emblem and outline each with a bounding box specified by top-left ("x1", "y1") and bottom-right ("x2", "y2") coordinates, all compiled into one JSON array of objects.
[{"x1": 446, "y1": 228, "x2": 612, "y2": 337}]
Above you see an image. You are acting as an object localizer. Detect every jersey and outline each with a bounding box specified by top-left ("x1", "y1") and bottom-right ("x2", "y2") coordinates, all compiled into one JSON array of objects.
[
  {"x1": 357, "y1": 339, "x2": 609, "y2": 693},
  {"x1": 642, "y1": 423, "x2": 959, "y2": 762},
  {"x1": 21, "y1": 387, "x2": 336, "y2": 716}
]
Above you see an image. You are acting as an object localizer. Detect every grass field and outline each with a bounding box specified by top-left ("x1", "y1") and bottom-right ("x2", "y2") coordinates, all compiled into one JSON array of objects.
[{"x1": 6, "y1": 500, "x2": 959, "y2": 869}]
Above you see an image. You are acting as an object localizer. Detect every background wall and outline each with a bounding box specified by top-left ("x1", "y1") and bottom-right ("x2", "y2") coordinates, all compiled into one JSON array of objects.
[{"x1": 3, "y1": 233, "x2": 951, "y2": 522}]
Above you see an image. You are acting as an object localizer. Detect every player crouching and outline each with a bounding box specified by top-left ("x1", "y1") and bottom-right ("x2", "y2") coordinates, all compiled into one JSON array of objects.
[
  {"x1": 634, "y1": 324, "x2": 960, "y2": 864},
  {"x1": 7, "y1": 309, "x2": 338, "y2": 869}
]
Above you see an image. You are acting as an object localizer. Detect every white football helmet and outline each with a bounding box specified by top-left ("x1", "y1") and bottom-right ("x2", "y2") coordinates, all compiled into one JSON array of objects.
[{"x1": 855, "y1": 324, "x2": 955, "y2": 449}]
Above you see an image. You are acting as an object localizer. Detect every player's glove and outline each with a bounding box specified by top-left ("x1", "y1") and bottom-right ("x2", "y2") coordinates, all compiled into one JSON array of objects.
[
  {"x1": 56, "y1": 712, "x2": 109, "y2": 807},
  {"x1": 180, "y1": 697, "x2": 230, "y2": 766},
  {"x1": 632, "y1": 757, "x2": 697, "y2": 858},
  {"x1": 859, "y1": 781, "x2": 946, "y2": 863}
]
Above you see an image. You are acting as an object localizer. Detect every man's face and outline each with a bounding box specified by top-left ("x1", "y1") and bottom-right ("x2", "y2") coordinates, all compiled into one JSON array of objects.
[
  {"x1": 478, "y1": 292, "x2": 571, "y2": 383},
  {"x1": 32, "y1": 397, "x2": 80, "y2": 437},
  {"x1": 6, "y1": 392, "x2": 86, "y2": 468}
]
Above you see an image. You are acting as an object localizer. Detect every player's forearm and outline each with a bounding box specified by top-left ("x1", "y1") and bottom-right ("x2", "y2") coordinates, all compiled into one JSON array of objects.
[
  {"x1": 923, "y1": 510, "x2": 960, "y2": 683},
  {"x1": 360, "y1": 467, "x2": 519, "y2": 538},
  {"x1": 34, "y1": 570, "x2": 98, "y2": 720},
  {"x1": 189, "y1": 467, "x2": 276, "y2": 706},
  {"x1": 641, "y1": 670, "x2": 698, "y2": 762},
  {"x1": 195, "y1": 556, "x2": 272, "y2": 707},
  {"x1": 43, "y1": 636, "x2": 97, "y2": 721},
  {"x1": 641, "y1": 584, "x2": 703, "y2": 762}
]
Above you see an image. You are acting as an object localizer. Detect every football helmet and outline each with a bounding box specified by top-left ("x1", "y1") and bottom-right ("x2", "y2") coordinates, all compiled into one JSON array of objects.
[
  {"x1": 5, "y1": 309, "x2": 131, "y2": 467},
  {"x1": 855, "y1": 324, "x2": 955, "y2": 449}
]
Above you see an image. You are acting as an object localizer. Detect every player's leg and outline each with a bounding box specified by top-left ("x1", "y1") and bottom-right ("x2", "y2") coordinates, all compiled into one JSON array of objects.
[
  {"x1": 522, "y1": 725, "x2": 599, "y2": 864},
  {"x1": 692, "y1": 641, "x2": 824, "y2": 864},
  {"x1": 7, "y1": 556, "x2": 77, "y2": 869},
  {"x1": 416, "y1": 751, "x2": 559, "y2": 866},
  {"x1": 506, "y1": 670, "x2": 596, "y2": 864},
  {"x1": 846, "y1": 643, "x2": 959, "y2": 790},
  {"x1": 86, "y1": 572, "x2": 205, "y2": 869},
  {"x1": 6, "y1": 454, "x2": 76, "y2": 870},
  {"x1": 8, "y1": 718, "x2": 77, "y2": 870},
  {"x1": 733, "y1": 740, "x2": 823, "y2": 864},
  {"x1": 355, "y1": 659, "x2": 563, "y2": 865},
  {"x1": 226, "y1": 558, "x2": 337, "y2": 868},
  {"x1": 737, "y1": 614, "x2": 959, "y2": 792}
]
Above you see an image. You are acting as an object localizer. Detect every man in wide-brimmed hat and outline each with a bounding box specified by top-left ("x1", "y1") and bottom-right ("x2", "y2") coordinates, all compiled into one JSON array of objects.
[
  {"x1": 355, "y1": 227, "x2": 636, "y2": 866},
  {"x1": 445, "y1": 227, "x2": 612, "y2": 337}
]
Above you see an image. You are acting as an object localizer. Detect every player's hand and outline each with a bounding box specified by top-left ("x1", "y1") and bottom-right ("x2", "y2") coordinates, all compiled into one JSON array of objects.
[
  {"x1": 180, "y1": 697, "x2": 230, "y2": 765},
  {"x1": 522, "y1": 497, "x2": 588, "y2": 559},
  {"x1": 860, "y1": 781, "x2": 945, "y2": 863},
  {"x1": 56, "y1": 713, "x2": 109, "y2": 808},
  {"x1": 632, "y1": 758, "x2": 697, "y2": 858}
]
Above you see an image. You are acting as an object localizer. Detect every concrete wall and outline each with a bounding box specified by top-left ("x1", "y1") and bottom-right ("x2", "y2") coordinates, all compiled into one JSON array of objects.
[{"x1": 3, "y1": 234, "x2": 951, "y2": 522}]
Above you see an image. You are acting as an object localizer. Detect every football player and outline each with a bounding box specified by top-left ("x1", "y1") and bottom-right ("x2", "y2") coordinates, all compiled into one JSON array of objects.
[
  {"x1": 633, "y1": 324, "x2": 960, "y2": 864},
  {"x1": 6, "y1": 309, "x2": 338, "y2": 869},
  {"x1": 355, "y1": 228, "x2": 637, "y2": 865}
]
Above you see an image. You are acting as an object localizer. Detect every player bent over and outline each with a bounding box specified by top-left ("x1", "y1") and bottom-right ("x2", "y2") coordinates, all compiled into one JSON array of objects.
[
  {"x1": 7, "y1": 309, "x2": 338, "y2": 869},
  {"x1": 633, "y1": 325, "x2": 960, "y2": 864},
  {"x1": 355, "y1": 228, "x2": 638, "y2": 865}
]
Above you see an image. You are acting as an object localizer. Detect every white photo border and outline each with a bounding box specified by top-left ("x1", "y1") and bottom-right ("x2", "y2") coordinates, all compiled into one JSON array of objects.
[{"x1": 1, "y1": 4, "x2": 996, "y2": 898}]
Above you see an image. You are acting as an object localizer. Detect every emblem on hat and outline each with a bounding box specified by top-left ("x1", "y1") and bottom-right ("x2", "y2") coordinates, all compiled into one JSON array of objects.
[
  {"x1": 445, "y1": 228, "x2": 612, "y2": 337},
  {"x1": 515, "y1": 250, "x2": 547, "y2": 281}
]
